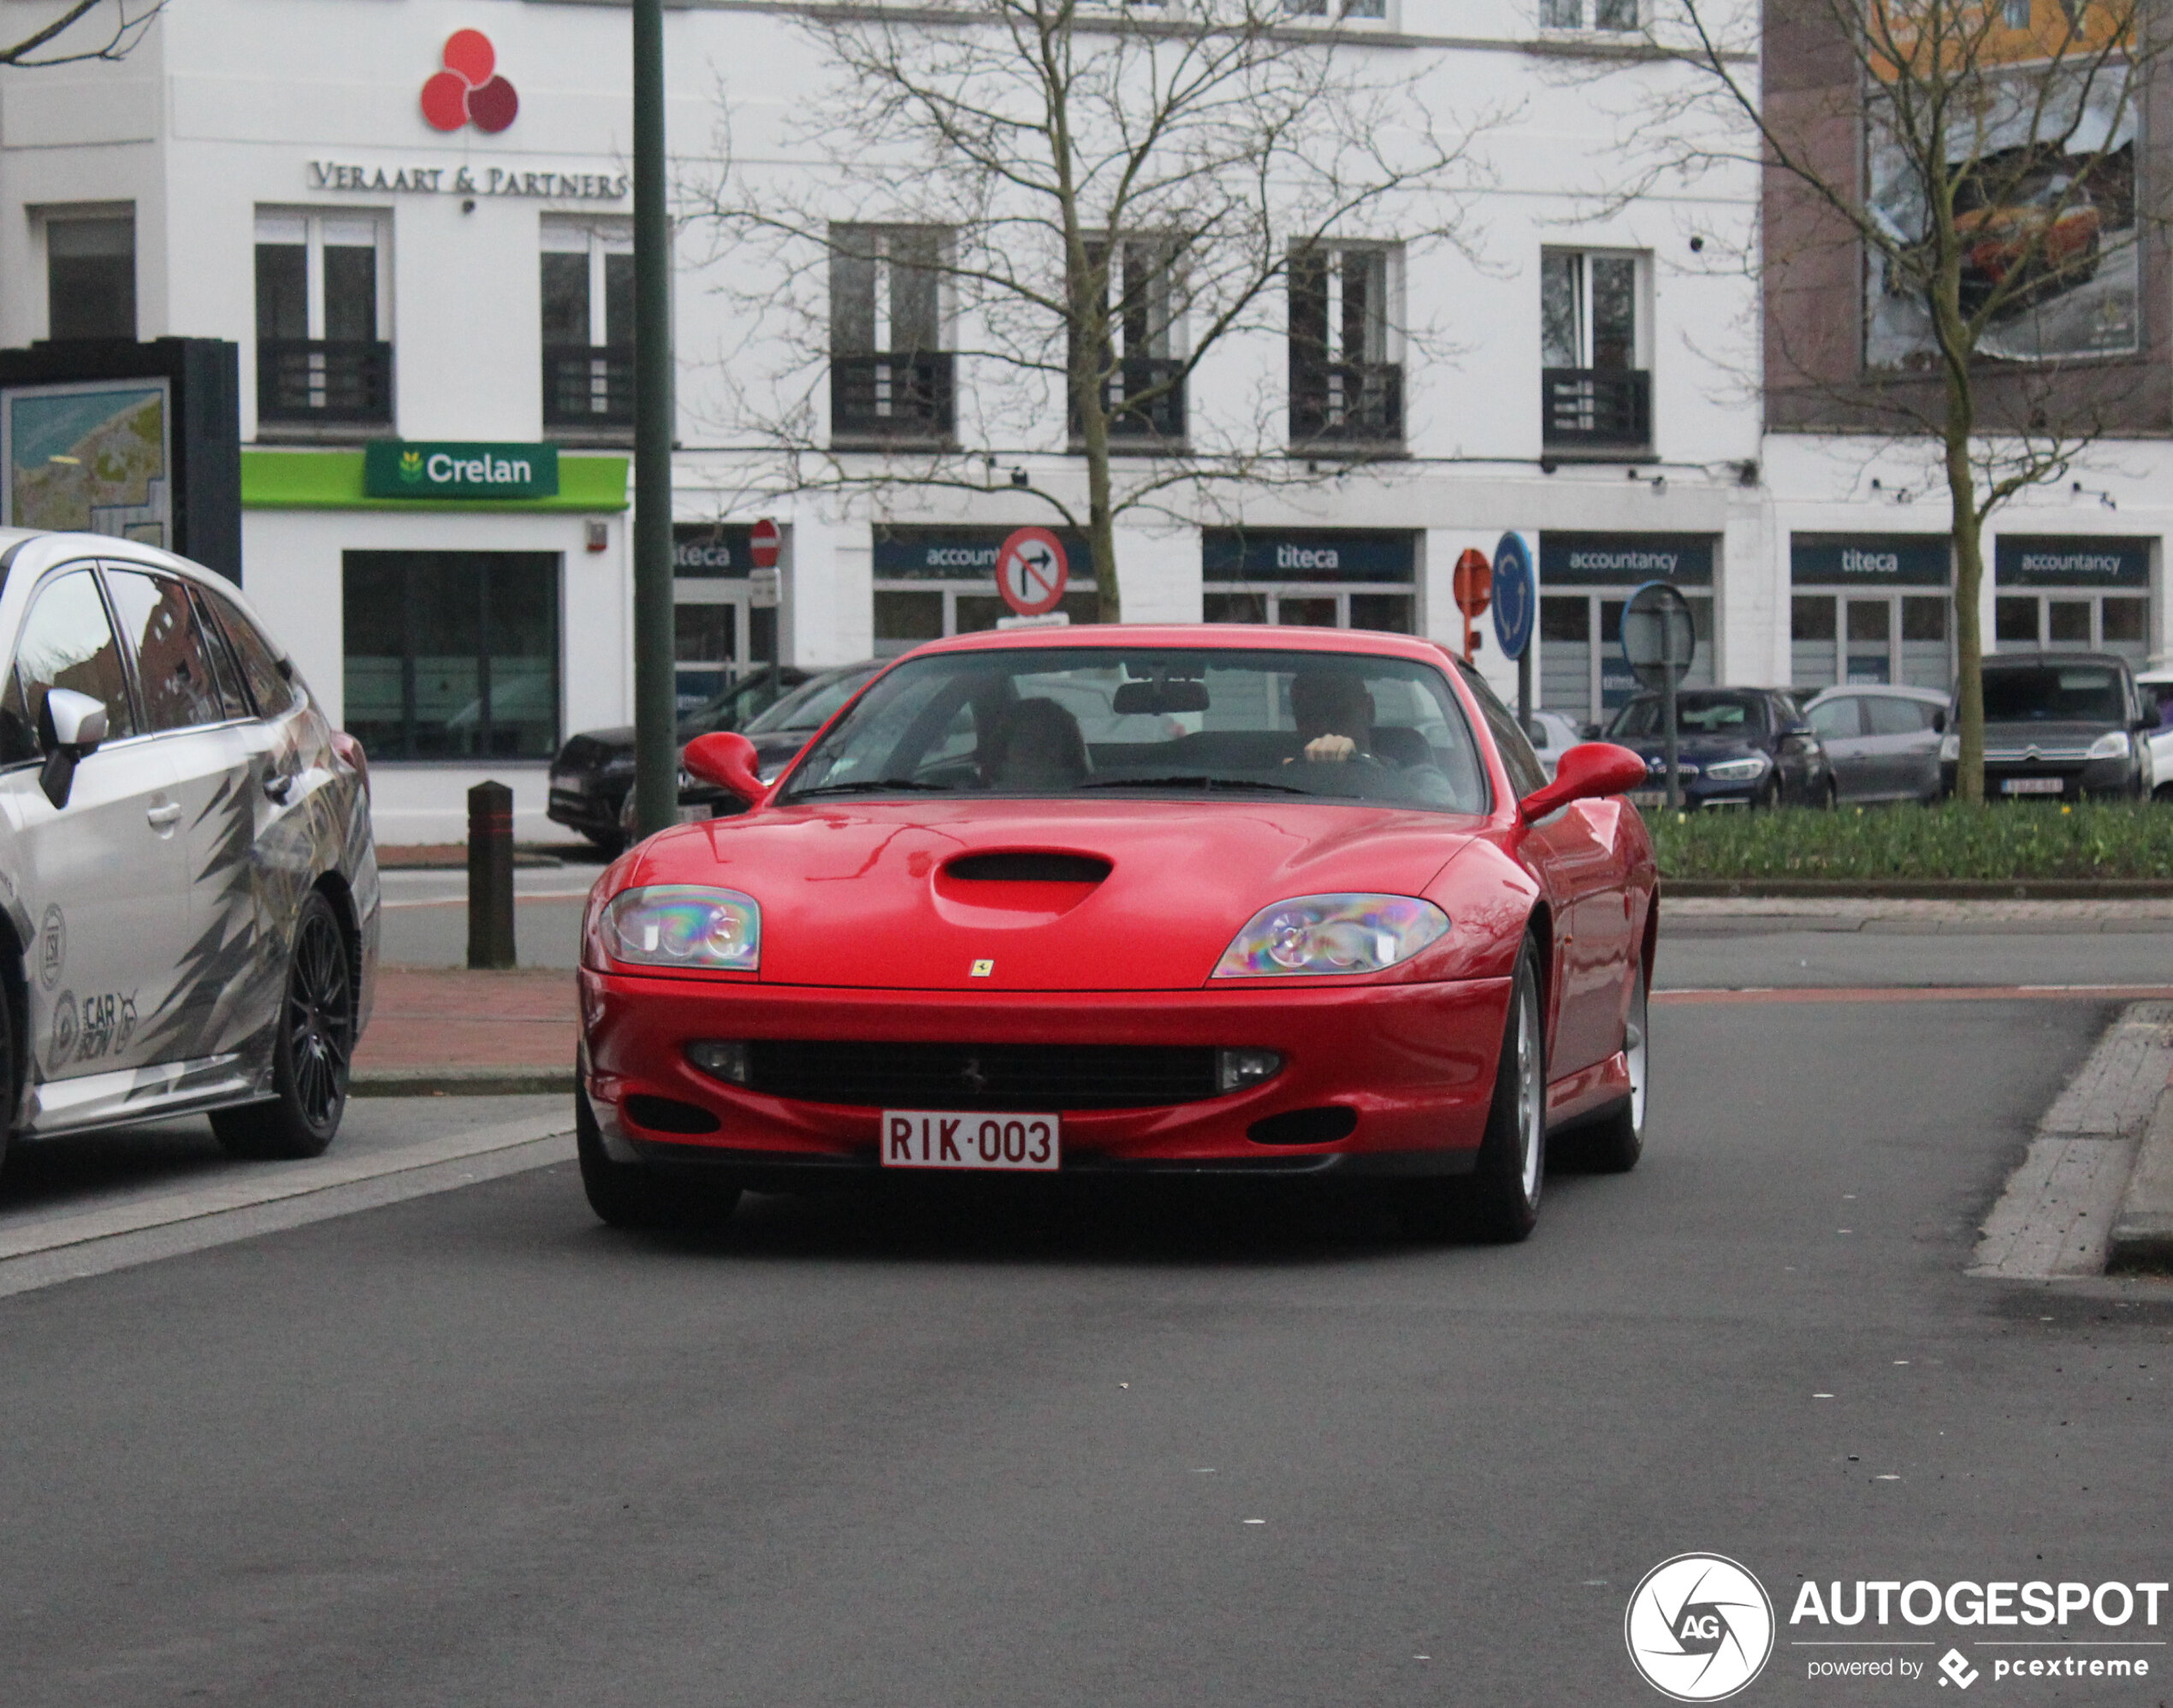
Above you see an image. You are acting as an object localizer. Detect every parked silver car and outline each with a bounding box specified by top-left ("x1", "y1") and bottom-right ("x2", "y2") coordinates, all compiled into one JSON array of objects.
[
  {"x1": 0, "y1": 531, "x2": 378, "y2": 1169},
  {"x1": 1803, "y1": 684, "x2": 1949, "y2": 805}
]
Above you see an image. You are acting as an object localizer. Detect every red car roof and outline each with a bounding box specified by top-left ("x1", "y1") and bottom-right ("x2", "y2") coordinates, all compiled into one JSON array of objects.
[{"x1": 909, "y1": 624, "x2": 1451, "y2": 665}]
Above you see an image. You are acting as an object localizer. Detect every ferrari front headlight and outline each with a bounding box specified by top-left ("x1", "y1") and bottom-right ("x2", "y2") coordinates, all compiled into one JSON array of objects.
[
  {"x1": 1211, "y1": 894, "x2": 1449, "y2": 978},
  {"x1": 598, "y1": 884, "x2": 761, "y2": 972}
]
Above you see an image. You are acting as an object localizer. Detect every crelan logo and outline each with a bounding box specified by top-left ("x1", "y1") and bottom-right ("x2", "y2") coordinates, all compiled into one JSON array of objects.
[{"x1": 399, "y1": 450, "x2": 423, "y2": 483}]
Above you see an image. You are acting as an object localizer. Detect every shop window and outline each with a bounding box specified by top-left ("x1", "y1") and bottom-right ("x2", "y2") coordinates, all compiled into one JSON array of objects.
[
  {"x1": 1996, "y1": 590, "x2": 2152, "y2": 665},
  {"x1": 1539, "y1": 588, "x2": 1709, "y2": 724},
  {"x1": 341, "y1": 553, "x2": 559, "y2": 759},
  {"x1": 43, "y1": 210, "x2": 136, "y2": 342},
  {"x1": 542, "y1": 219, "x2": 634, "y2": 436},
  {"x1": 1790, "y1": 595, "x2": 1838, "y2": 688},
  {"x1": 1791, "y1": 591, "x2": 1951, "y2": 691},
  {"x1": 831, "y1": 226, "x2": 954, "y2": 443},
  {"x1": 1541, "y1": 250, "x2": 1649, "y2": 452},
  {"x1": 1289, "y1": 245, "x2": 1401, "y2": 446},
  {"x1": 255, "y1": 210, "x2": 392, "y2": 428},
  {"x1": 1900, "y1": 596, "x2": 1951, "y2": 688},
  {"x1": 871, "y1": 528, "x2": 1099, "y2": 658},
  {"x1": 1075, "y1": 237, "x2": 1187, "y2": 445}
]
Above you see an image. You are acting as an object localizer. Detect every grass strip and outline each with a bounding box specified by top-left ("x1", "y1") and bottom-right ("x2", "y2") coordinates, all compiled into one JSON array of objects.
[{"x1": 1646, "y1": 801, "x2": 2173, "y2": 882}]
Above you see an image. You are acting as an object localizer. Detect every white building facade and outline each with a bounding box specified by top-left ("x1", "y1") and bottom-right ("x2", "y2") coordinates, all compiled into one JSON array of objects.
[{"x1": 2, "y1": 0, "x2": 2158, "y2": 842}]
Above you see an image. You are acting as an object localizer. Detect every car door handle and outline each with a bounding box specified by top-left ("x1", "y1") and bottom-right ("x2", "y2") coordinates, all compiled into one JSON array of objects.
[{"x1": 146, "y1": 802, "x2": 182, "y2": 829}]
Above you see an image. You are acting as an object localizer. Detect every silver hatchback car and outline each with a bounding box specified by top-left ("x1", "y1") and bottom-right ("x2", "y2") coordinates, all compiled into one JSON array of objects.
[{"x1": 0, "y1": 531, "x2": 378, "y2": 1167}]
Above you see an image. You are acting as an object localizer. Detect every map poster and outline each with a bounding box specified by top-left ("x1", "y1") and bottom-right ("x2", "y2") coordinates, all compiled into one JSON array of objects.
[{"x1": 0, "y1": 378, "x2": 172, "y2": 547}]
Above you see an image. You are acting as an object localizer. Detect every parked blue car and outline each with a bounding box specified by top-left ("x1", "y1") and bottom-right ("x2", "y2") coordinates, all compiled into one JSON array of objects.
[{"x1": 1602, "y1": 688, "x2": 1836, "y2": 809}]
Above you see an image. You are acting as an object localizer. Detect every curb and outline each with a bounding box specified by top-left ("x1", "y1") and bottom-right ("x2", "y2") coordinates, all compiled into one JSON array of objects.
[
  {"x1": 352, "y1": 1067, "x2": 574, "y2": 1098},
  {"x1": 1666, "y1": 878, "x2": 2173, "y2": 901},
  {"x1": 2107, "y1": 1082, "x2": 2173, "y2": 1273}
]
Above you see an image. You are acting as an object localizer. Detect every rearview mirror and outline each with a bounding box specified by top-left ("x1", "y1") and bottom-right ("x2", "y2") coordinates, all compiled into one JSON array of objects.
[
  {"x1": 1112, "y1": 679, "x2": 1210, "y2": 714},
  {"x1": 681, "y1": 730, "x2": 766, "y2": 807},
  {"x1": 1518, "y1": 742, "x2": 1650, "y2": 823},
  {"x1": 37, "y1": 687, "x2": 108, "y2": 809}
]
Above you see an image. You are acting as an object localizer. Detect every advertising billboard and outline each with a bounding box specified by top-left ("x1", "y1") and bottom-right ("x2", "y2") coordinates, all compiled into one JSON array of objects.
[{"x1": 0, "y1": 378, "x2": 172, "y2": 546}]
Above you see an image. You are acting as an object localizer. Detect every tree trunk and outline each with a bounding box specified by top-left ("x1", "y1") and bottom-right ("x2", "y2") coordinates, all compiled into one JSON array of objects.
[{"x1": 1946, "y1": 427, "x2": 1986, "y2": 807}]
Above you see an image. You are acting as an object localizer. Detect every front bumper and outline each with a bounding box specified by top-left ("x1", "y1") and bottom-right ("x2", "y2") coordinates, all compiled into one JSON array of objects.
[
  {"x1": 580, "y1": 970, "x2": 1514, "y2": 1179},
  {"x1": 548, "y1": 775, "x2": 631, "y2": 836},
  {"x1": 1944, "y1": 758, "x2": 2138, "y2": 799}
]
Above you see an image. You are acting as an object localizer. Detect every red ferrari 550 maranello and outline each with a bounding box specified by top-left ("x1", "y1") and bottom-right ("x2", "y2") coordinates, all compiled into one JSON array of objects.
[{"x1": 576, "y1": 624, "x2": 1656, "y2": 1241}]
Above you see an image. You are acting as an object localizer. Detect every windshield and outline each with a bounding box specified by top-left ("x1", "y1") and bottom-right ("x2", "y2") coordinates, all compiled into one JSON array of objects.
[
  {"x1": 778, "y1": 647, "x2": 1489, "y2": 813},
  {"x1": 1608, "y1": 693, "x2": 1767, "y2": 740},
  {"x1": 745, "y1": 668, "x2": 874, "y2": 735},
  {"x1": 1983, "y1": 665, "x2": 2125, "y2": 723},
  {"x1": 677, "y1": 667, "x2": 797, "y2": 738}
]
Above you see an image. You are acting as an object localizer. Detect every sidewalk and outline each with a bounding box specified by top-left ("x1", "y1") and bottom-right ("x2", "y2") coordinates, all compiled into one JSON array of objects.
[
  {"x1": 1664, "y1": 896, "x2": 2173, "y2": 934},
  {"x1": 353, "y1": 966, "x2": 577, "y2": 1095}
]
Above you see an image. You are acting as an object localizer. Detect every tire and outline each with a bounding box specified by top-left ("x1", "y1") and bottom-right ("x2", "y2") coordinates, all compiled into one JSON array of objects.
[
  {"x1": 210, "y1": 890, "x2": 352, "y2": 1160},
  {"x1": 576, "y1": 1076, "x2": 741, "y2": 1231},
  {"x1": 0, "y1": 972, "x2": 15, "y2": 1178},
  {"x1": 1818, "y1": 776, "x2": 1838, "y2": 810},
  {"x1": 1581, "y1": 962, "x2": 1649, "y2": 1173},
  {"x1": 1444, "y1": 939, "x2": 1548, "y2": 1244},
  {"x1": 1756, "y1": 771, "x2": 1784, "y2": 810}
]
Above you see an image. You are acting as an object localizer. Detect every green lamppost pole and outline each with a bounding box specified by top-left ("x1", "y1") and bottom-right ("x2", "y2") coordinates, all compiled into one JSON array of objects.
[{"x1": 631, "y1": 0, "x2": 676, "y2": 837}]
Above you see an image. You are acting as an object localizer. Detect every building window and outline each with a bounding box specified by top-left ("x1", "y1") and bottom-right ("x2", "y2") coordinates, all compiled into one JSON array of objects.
[
  {"x1": 1991, "y1": 536, "x2": 2155, "y2": 669},
  {"x1": 256, "y1": 210, "x2": 392, "y2": 428},
  {"x1": 1075, "y1": 237, "x2": 1187, "y2": 446},
  {"x1": 1540, "y1": 249, "x2": 1650, "y2": 452},
  {"x1": 1200, "y1": 531, "x2": 1417, "y2": 634},
  {"x1": 1289, "y1": 245, "x2": 1401, "y2": 447},
  {"x1": 1540, "y1": 0, "x2": 1638, "y2": 27},
  {"x1": 44, "y1": 210, "x2": 136, "y2": 341},
  {"x1": 341, "y1": 552, "x2": 560, "y2": 759},
  {"x1": 1288, "y1": 0, "x2": 1387, "y2": 21},
  {"x1": 831, "y1": 226, "x2": 954, "y2": 443},
  {"x1": 871, "y1": 526, "x2": 1099, "y2": 658},
  {"x1": 542, "y1": 219, "x2": 634, "y2": 436}
]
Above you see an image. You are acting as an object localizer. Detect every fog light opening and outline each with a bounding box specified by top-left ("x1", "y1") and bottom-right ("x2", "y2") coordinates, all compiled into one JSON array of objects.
[
  {"x1": 1216, "y1": 1047, "x2": 1284, "y2": 1094},
  {"x1": 1247, "y1": 1106, "x2": 1358, "y2": 1147},
  {"x1": 685, "y1": 1040, "x2": 750, "y2": 1084}
]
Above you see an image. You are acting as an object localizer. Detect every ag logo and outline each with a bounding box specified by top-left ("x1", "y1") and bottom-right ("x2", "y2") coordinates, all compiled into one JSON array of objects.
[
  {"x1": 1625, "y1": 1553, "x2": 1774, "y2": 1701},
  {"x1": 38, "y1": 903, "x2": 65, "y2": 990}
]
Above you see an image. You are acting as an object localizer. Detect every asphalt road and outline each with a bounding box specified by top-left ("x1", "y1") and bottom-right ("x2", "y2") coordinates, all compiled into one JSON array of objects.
[{"x1": 4, "y1": 990, "x2": 2170, "y2": 1705}]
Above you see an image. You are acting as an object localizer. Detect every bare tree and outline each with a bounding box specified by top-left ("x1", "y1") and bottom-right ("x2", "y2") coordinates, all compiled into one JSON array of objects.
[
  {"x1": 2, "y1": 0, "x2": 164, "y2": 67},
  {"x1": 696, "y1": 0, "x2": 1493, "y2": 619},
  {"x1": 1619, "y1": 0, "x2": 2159, "y2": 801}
]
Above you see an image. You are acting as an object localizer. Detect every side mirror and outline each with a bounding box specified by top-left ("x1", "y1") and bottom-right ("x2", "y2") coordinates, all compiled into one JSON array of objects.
[
  {"x1": 1777, "y1": 719, "x2": 1814, "y2": 742},
  {"x1": 681, "y1": 730, "x2": 766, "y2": 807},
  {"x1": 37, "y1": 688, "x2": 109, "y2": 809},
  {"x1": 1518, "y1": 742, "x2": 1650, "y2": 823},
  {"x1": 1931, "y1": 709, "x2": 1947, "y2": 734}
]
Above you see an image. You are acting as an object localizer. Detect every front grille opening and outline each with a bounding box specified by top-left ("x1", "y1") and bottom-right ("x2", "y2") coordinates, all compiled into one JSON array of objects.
[
  {"x1": 624, "y1": 1094, "x2": 722, "y2": 1135},
  {"x1": 1247, "y1": 1106, "x2": 1358, "y2": 1147},
  {"x1": 944, "y1": 852, "x2": 1112, "y2": 884},
  {"x1": 748, "y1": 1039, "x2": 1216, "y2": 1111}
]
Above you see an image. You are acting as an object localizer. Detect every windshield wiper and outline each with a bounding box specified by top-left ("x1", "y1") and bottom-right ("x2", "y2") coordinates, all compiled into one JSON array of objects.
[
  {"x1": 788, "y1": 778, "x2": 956, "y2": 798},
  {"x1": 1079, "y1": 774, "x2": 1315, "y2": 796}
]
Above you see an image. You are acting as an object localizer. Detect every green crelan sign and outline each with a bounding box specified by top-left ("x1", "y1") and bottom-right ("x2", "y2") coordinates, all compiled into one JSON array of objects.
[{"x1": 363, "y1": 440, "x2": 560, "y2": 500}]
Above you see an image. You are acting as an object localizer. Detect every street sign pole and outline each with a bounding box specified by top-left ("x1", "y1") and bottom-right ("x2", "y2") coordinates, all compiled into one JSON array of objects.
[
  {"x1": 631, "y1": 0, "x2": 676, "y2": 839},
  {"x1": 1620, "y1": 580, "x2": 1696, "y2": 815},
  {"x1": 1491, "y1": 533, "x2": 1536, "y2": 730},
  {"x1": 1662, "y1": 664, "x2": 1681, "y2": 812}
]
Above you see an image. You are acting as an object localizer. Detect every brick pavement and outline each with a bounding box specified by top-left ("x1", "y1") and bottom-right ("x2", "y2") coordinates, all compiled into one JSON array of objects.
[{"x1": 354, "y1": 967, "x2": 578, "y2": 1074}]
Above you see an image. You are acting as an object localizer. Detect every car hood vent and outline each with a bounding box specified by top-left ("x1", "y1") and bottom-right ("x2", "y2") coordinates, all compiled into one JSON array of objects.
[{"x1": 944, "y1": 852, "x2": 1112, "y2": 884}]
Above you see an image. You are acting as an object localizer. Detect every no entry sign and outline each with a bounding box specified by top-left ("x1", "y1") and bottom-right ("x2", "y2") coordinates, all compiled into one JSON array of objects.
[
  {"x1": 996, "y1": 527, "x2": 1069, "y2": 616},
  {"x1": 749, "y1": 517, "x2": 780, "y2": 570}
]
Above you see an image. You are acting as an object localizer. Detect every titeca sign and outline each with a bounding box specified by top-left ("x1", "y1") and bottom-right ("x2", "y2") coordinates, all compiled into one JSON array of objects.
[{"x1": 364, "y1": 441, "x2": 560, "y2": 500}]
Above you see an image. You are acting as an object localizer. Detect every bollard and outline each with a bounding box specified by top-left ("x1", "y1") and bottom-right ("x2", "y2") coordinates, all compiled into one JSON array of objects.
[{"x1": 467, "y1": 780, "x2": 517, "y2": 970}]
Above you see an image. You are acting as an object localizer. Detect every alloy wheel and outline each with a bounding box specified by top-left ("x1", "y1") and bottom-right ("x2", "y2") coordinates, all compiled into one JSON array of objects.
[{"x1": 287, "y1": 909, "x2": 352, "y2": 1128}]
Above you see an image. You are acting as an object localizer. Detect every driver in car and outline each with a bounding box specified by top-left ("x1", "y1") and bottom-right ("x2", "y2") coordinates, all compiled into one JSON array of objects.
[{"x1": 1289, "y1": 670, "x2": 1377, "y2": 764}]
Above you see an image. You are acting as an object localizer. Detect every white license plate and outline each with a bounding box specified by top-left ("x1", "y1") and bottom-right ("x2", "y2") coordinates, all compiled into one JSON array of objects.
[
  {"x1": 1628, "y1": 789, "x2": 1667, "y2": 807},
  {"x1": 882, "y1": 1110, "x2": 1061, "y2": 1171},
  {"x1": 2002, "y1": 777, "x2": 2064, "y2": 795}
]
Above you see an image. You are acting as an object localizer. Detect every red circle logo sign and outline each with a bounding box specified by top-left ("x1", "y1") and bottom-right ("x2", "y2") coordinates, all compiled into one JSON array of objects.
[
  {"x1": 749, "y1": 518, "x2": 781, "y2": 571},
  {"x1": 996, "y1": 528, "x2": 1069, "y2": 617},
  {"x1": 423, "y1": 31, "x2": 519, "y2": 134},
  {"x1": 1453, "y1": 547, "x2": 1493, "y2": 619}
]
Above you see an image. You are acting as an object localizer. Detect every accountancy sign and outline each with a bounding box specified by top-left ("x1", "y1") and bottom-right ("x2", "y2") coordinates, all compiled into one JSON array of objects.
[
  {"x1": 305, "y1": 161, "x2": 629, "y2": 202},
  {"x1": 1541, "y1": 532, "x2": 1715, "y2": 586},
  {"x1": 1995, "y1": 535, "x2": 2153, "y2": 588},
  {"x1": 363, "y1": 440, "x2": 559, "y2": 500}
]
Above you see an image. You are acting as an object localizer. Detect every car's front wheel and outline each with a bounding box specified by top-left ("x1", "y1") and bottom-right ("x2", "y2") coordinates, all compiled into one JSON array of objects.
[
  {"x1": 1407, "y1": 939, "x2": 1546, "y2": 1244},
  {"x1": 576, "y1": 1077, "x2": 741, "y2": 1231},
  {"x1": 211, "y1": 890, "x2": 352, "y2": 1160}
]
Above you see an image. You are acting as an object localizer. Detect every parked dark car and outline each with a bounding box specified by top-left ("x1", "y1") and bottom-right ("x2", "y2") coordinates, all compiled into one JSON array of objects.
[
  {"x1": 1804, "y1": 684, "x2": 1949, "y2": 806},
  {"x1": 1603, "y1": 687, "x2": 1834, "y2": 809},
  {"x1": 617, "y1": 659, "x2": 884, "y2": 842},
  {"x1": 1943, "y1": 652, "x2": 2156, "y2": 801},
  {"x1": 548, "y1": 664, "x2": 813, "y2": 854}
]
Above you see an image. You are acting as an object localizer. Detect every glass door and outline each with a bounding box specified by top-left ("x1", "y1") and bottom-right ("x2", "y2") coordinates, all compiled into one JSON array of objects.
[{"x1": 672, "y1": 585, "x2": 747, "y2": 716}]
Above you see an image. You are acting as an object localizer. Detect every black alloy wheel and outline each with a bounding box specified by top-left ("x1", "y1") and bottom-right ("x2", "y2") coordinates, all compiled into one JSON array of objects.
[
  {"x1": 211, "y1": 890, "x2": 352, "y2": 1160},
  {"x1": 1405, "y1": 937, "x2": 1546, "y2": 1244}
]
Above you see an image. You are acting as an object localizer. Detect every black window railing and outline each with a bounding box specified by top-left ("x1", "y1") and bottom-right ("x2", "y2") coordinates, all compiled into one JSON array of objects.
[
  {"x1": 1075, "y1": 356, "x2": 1186, "y2": 443},
  {"x1": 1290, "y1": 358, "x2": 1402, "y2": 445},
  {"x1": 257, "y1": 339, "x2": 394, "y2": 426},
  {"x1": 543, "y1": 344, "x2": 634, "y2": 430},
  {"x1": 1542, "y1": 366, "x2": 1651, "y2": 451},
  {"x1": 830, "y1": 352, "x2": 956, "y2": 441}
]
